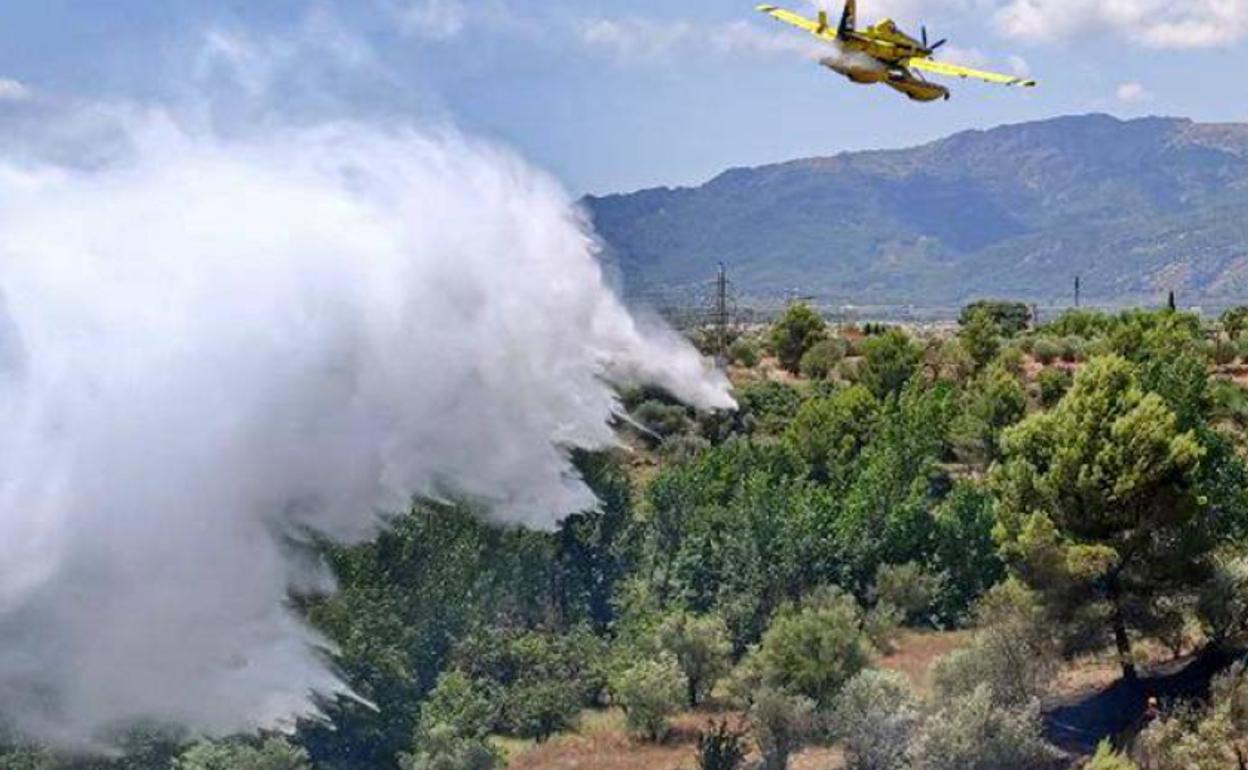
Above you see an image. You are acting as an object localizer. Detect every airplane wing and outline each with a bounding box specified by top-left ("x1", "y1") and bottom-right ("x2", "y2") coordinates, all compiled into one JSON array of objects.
[
  {"x1": 756, "y1": 4, "x2": 834, "y2": 39},
  {"x1": 906, "y1": 57, "x2": 1037, "y2": 87}
]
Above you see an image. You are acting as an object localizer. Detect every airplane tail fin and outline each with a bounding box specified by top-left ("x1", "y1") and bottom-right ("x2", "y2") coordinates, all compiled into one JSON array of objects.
[{"x1": 838, "y1": 0, "x2": 856, "y2": 34}]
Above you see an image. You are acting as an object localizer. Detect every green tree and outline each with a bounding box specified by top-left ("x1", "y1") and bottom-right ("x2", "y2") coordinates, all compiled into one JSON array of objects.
[
  {"x1": 958, "y1": 308, "x2": 1003, "y2": 370},
  {"x1": 399, "y1": 724, "x2": 501, "y2": 770},
  {"x1": 754, "y1": 588, "x2": 871, "y2": 706},
  {"x1": 960, "y1": 301, "x2": 1032, "y2": 336},
  {"x1": 857, "y1": 329, "x2": 922, "y2": 401},
  {"x1": 556, "y1": 451, "x2": 634, "y2": 630},
  {"x1": 800, "y1": 338, "x2": 847, "y2": 380},
  {"x1": 657, "y1": 613, "x2": 733, "y2": 708},
  {"x1": 452, "y1": 629, "x2": 600, "y2": 741},
  {"x1": 610, "y1": 655, "x2": 684, "y2": 742},
  {"x1": 930, "y1": 483, "x2": 1004, "y2": 622},
  {"x1": 782, "y1": 385, "x2": 877, "y2": 485},
  {"x1": 991, "y1": 355, "x2": 1210, "y2": 680},
  {"x1": 177, "y1": 737, "x2": 310, "y2": 770},
  {"x1": 770, "y1": 303, "x2": 827, "y2": 374},
  {"x1": 949, "y1": 363, "x2": 1027, "y2": 467},
  {"x1": 415, "y1": 671, "x2": 497, "y2": 741}
]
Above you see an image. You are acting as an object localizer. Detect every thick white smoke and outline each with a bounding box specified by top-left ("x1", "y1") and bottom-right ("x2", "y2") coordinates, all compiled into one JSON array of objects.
[{"x1": 0, "y1": 110, "x2": 732, "y2": 746}]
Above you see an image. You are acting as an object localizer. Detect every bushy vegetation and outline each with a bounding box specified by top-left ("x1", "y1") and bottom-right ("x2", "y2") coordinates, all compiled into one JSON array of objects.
[{"x1": 12, "y1": 303, "x2": 1248, "y2": 770}]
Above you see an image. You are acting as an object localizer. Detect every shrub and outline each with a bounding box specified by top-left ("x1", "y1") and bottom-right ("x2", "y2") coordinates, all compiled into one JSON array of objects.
[
  {"x1": 830, "y1": 670, "x2": 921, "y2": 770},
  {"x1": 0, "y1": 745, "x2": 49, "y2": 770},
  {"x1": 755, "y1": 588, "x2": 872, "y2": 705},
  {"x1": 995, "y1": 345, "x2": 1026, "y2": 377},
  {"x1": 1135, "y1": 709, "x2": 1239, "y2": 770},
  {"x1": 872, "y1": 563, "x2": 943, "y2": 625},
  {"x1": 793, "y1": 336, "x2": 843, "y2": 379},
  {"x1": 729, "y1": 337, "x2": 761, "y2": 368},
  {"x1": 927, "y1": 338, "x2": 976, "y2": 385},
  {"x1": 909, "y1": 685, "x2": 1059, "y2": 770},
  {"x1": 610, "y1": 655, "x2": 684, "y2": 742},
  {"x1": 1032, "y1": 336, "x2": 1062, "y2": 365},
  {"x1": 929, "y1": 581, "x2": 1058, "y2": 708},
  {"x1": 749, "y1": 688, "x2": 815, "y2": 770},
  {"x1": 736, "y1": 380, "x2": 804, "y2": 435},
  {"x1": 1222, "y1": 306, "x2": 1248, "y2": 338},
  {"x1": 771, "y1": 302, "x2": 827, "y2": 374},
  {"x1": 177, "y1": 737, "x2": 311, "y2": 770},
  {"x1": 659, "y1": 434, "x2": 712, "y2": 464},
  {"x1": 399, "y1": 724, "x2": 501, "y2": 770},
  {"x1": 633, "y1": 400, "x2": 691, "y2": 439},
  {"x1": 861, "y1": 602, "x2": 903, "y2": 654},
  {"x1": 1061, "y1": 335, "x2": 1085, "y2": 363},
  {"x1": 1197, "y1": 552, "x2": 1248, "y2": 647},
  {"x1": 1212, "y1": 337, "x2": 1237, "y2": 366},
  {"x1": 1035, "y1": 366, "x2": 1072, "y2": 408},
  {"x1": 657, "y1": 613, "x2": 733, "y2": 707},
  {"x1": 1086, "y1": 740, "x2": 1137, "y2": 770},
  {"x1": 697, "y1": 720, "x2": 747, "y2": 770},
  {"x1": 801, "y1": 338, "x2": 848, "y2": 380}
]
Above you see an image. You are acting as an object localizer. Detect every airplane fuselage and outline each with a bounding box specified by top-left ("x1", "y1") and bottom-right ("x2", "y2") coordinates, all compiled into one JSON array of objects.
[
  {"x1": 820, "y1": 21, "x2": 950, "y2": 102},
  {"x1": 844, "y1": 20, "x2": 929, "y2": 64}
]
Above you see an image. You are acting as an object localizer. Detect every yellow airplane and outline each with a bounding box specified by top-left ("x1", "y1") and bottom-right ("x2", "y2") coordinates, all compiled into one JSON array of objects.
[{"x1": 757, "y1": 1, "x2": 1036, "y2": 101}]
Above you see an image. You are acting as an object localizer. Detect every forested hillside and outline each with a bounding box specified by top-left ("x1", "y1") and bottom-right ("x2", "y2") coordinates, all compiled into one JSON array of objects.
[
  {"x1": 584, "y1": 115, "x2": 1248, "y2": 306},
  {"x1": 8, "y1": 302, "x2": 1248, "y2": 769}
]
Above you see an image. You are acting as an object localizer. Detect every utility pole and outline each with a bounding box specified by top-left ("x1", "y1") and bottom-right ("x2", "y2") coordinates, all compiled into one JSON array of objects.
[
  {"x1": 1074, "y1": 275, "x2": 1081, "y2": 309},
  {"x1": 715, "y1": 263, "x2": 729, "y2": 358}
]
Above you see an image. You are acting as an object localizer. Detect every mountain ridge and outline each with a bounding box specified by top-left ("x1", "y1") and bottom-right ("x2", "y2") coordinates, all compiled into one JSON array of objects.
[{"x1": 583, "y1": 113, "x2": 1248, "y2": 307}]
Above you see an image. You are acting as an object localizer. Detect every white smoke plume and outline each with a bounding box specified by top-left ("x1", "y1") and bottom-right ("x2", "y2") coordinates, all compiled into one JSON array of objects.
[{"x1": 0, "y1": 106, "x2": 732, "y2": 746}]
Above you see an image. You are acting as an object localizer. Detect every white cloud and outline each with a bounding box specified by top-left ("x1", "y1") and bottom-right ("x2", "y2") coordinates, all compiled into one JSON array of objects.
[
  {"x1": 0, "y1": 79, "x2": 31, "y2": 102},
  {"x1": 1116, "y1": 80, "x2": 1154, "y2": 102},
  {"x1": 993, "y1": 0, "x2": 1248, "y2": 48},
  {"x1": 580, "y1": 17, "x2": 821, "y2": 64},
  {"x1": 939, "y1": 44, "x2": 992, "y2": 68},
  {"x1": 386, "y1": 0, "x2": 534, "y2": 41},
  {"x1": 393, "y1": 0, "x2": 468, "y2": 40},
  {"x1": 1007, "y1": 54, "x2": 1031, "y2": 76}
]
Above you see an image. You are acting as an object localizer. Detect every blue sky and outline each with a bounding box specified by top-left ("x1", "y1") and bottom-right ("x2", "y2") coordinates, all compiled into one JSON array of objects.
[{"x1": 0, "y1": 0, "x2": 1245, "y2": 194}]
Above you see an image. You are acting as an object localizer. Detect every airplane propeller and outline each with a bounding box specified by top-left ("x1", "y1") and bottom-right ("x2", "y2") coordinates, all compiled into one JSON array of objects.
[{"x1": 921, "y1": 26, "x2": 947, "y2": 53}]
